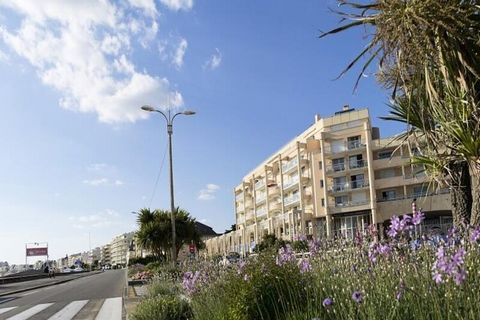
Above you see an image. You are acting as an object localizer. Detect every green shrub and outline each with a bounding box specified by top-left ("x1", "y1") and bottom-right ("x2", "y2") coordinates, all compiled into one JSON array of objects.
[
  {"x1": 147, "y1": 278, "x2": 179, "y2": 298},
  {"x1": 128, "y1": 255, "x2": 161, "y2": 266},
  {"x1": 131, "y1": 295, "x2": 193, "y2": 320}
]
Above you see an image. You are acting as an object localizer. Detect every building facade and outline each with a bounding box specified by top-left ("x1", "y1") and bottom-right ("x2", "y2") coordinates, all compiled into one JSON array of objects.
[
  {"x1": 110, "y1": 232, "x2": 134, "y2": 267},
  {"x1": 205, "y1": 107, "x2": 452, "y2": 256}
]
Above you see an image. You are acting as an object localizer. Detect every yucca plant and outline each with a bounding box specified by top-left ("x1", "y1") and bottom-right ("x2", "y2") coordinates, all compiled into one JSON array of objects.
[{"x1": 321, "y1": 0, "x2": 480, "y2": 225}]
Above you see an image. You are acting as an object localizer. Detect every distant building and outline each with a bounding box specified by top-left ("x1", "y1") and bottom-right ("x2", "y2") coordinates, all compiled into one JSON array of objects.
[
  {"x1": 110, "y1": 232, "x2": 134, "y2": 267},
  {"x1": 100, "y1": 244, "x2": 111, "y2": 266},
  {"x1": 178, "y1": 221, "x2": 219, "y2": 260}
]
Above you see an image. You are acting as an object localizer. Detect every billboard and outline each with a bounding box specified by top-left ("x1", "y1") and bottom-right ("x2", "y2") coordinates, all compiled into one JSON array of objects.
[{"x1": 26, "y1": 247, "x2": 48, "y2": 256}]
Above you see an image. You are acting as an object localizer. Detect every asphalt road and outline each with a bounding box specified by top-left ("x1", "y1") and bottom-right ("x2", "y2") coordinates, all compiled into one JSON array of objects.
[{"x1": 0, "y1": 269, "x2": 126, "y2": 320}]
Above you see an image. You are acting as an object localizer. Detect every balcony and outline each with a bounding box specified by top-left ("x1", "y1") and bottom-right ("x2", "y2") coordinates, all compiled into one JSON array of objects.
[
  {"x1": 283, "y1": 174, "x2": 300, "y2": 190},
  {"x1": 347, "y1": 140, "x2": 365, "y2": 150},
  {"x1": 268, "y1": 186, "x2": 280, "y2": 197},
  {"x1": 255, "y1": 179, "x2": 265, "y2": 190},
  {"x1": 245, "y1": 200, "x2": 253, "y2": 209},
  {"x1": 324, "y1": 141, "x2": 366, "y2": 156},
  {"x1": 328, "y1": 183, "x2": 349, "y2": 193},
  {"x1": 246, "y1": 210, "x2": 255, "y2": 221},
  {"x1": 256, "y1": 206, "x2": 267, "y2": 217},
  {"x1": 326, "y1": 163, "x2": 346, "y2": 174},
  {"x1": 329, "y1": 200, "x2": 371, "y2": 214},
  {"x1": 269, "y1": 201, "x2": 282, "y2": 212},
  {"x1": 235, "y1": 193, "x2": 244, "y2": 201},
  {"x1": 236, "y1": 204, "x2": 245, "y2": 213},
  {"x1": 351, "y1": 180, "x2": 369, "y2": 190},
  {"x1": 284, "y1": 193, "x2": 300, "y2": 206},
  {"x1": 282, "y1": 157, "x2": 298, "y2": 173},
  {"x1": 255, "y1": 193, "x2": 266, "y2": 204},
  {"x1": 373, "y1": 156, "x2": 405, "y2": 170},
  {"x1": 237, "y1": 215, "x2": 245, "y2": 224},
  {"x1": 349, "y1": 159, "x2": 368, "y2": 170}
]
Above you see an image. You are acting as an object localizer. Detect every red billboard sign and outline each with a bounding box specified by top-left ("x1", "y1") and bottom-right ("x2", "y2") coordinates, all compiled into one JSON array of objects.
[
  {"x1": 26, "y1": 247, "x2": 48, "y2": 256},
  {"x1": 189, "y1": 244, "x2": 196, "y2": 253}
]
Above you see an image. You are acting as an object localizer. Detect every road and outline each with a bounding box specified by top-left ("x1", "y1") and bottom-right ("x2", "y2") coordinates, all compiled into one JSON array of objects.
[{"x1": 0, "y1": 269, "x2": 126, "y2": 320}]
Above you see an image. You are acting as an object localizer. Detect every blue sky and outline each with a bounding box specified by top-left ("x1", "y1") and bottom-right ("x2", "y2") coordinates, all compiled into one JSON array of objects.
[{"x1": 0, "y1": 0, "x2": 403, "y2": 264}]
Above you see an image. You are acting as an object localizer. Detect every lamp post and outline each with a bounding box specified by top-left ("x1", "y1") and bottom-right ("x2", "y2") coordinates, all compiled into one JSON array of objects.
[{"x1": 141, "y1": 105, "x2": 195, "y2": 266}]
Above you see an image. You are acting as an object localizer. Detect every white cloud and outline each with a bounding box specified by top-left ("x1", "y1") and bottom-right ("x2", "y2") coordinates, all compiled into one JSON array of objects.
[
  {"x1": 159, "y1": 0, "x2": 193, "y2": 11},
  {"x1": 0, "y1": 48, "x2": 9, "y2": 62},
  {"x1": 198, "y1": 183, "x2": 220, "y2": 201},
  {"x1": 70, "y1": 209, "x2": 121, "y2": 229},
  {"x1": 127, "y1": 0, "x2": 158, "y2": 17},
  {"x1": 173, "y1": 38, "x2": 187, "y2": 68},
  {"x1": 83, "y1": 178, "x2": 109, "y2": 186},
  {"x1": 203, "y1": 48, "x2": 222, "y2": 70},
  {"x1": 82, "y1": 178, "x2": 124, "y2": 187},
  {"x1": 87, "y1": 163, "x2": 109, "y2": 172},
  {"x1": 0, "y1": 0, "x2": 183, "y2": 124}
]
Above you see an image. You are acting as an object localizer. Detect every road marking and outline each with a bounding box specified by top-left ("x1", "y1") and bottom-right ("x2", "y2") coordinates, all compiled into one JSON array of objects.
[
  {"x1": 0, "y1": 306, "x2": 17, "y2": 314},
  {"x1": 95, "y1": 297, "x2": 122, "y2": 320},
  {"x1": 20, "y1": 290, "x2": 39, "y2": 297},
  {"x1": 47, "y1": 300, "x2": 88, "y2": 320},
  {"x1": 6, "y1": 303, "x2": 53, "y2": 320},
  {"x1": 0, "y1": 298, "x2": 16, "y2": 305}
]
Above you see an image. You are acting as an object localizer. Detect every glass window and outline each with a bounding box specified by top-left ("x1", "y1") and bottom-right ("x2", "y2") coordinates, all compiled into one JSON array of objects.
[
  {"x1": 378, "y1": 150, "x2": 393, "y2": 159},
  {"x1": 318, "y1": 161, "x2": 322, "y2": 170},
  {"x1": 320, "y1": 179, "x2": 324, "y2": 188},
  {"x1": 321, "y1": 198, "x2": 325, "y2": 207},
  {"x1": 332, "y1": 158, "x2": 345, "y2": 171},
  {"x1": 381, "y1": 190, "x2": 396, "y2": 200}
]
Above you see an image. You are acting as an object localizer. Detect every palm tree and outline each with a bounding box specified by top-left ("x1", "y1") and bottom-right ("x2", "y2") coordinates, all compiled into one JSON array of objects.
[
  {"x1": 135, "y1": 207, "x2": 203, "y2": 260},
  {"x1": 320, "y1": 0, "x2": 480, "y2": 225}
]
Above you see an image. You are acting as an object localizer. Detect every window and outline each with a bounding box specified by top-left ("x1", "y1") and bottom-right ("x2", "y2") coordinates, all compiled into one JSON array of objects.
[
  {"x1": 381, "y1": 190, "x2": 396, "y2": 201},
  {"x1": 349, "y1": 154, "x2": 363, "y2": 168},
  {"x1": 378, "y1": 168, "x2": 396, "y2": 179},
  {"x1": 413, "y1": 185, "x2": 428, "y2": 198},
  {"x1": 332, "y1": 158, "x2": 345, "y2": 171},
  {"x1": 320, "y1": 179, "x2": 324, "y2": 188},
  {"x1": 335, "y1": 196, "x2": 348, "y2": 206},
  {"x1": 333, "y1": 176, "x2": 347, "y2": 191},
  {"x1": 321, "y1": 198, "x2": 325, "y2": 207},
  {"x1": 318, "y1": 161, "x2": 322, "y2": 170},
  {"x1": 351, "y1": 174, "x2": 365, "y2": 189},
  {"x1": 347, "y1": 136, "x2": 362, "y2": 149},
  {"x1": 378, "y1": 150, "x2": 393, "y2": 159}
]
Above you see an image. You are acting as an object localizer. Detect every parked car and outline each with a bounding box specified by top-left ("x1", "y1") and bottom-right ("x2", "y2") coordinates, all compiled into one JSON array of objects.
[
  {"x1": 62, "y1": 267, "x2": 73, "y2": 273},
  {"x1": 73, "y1": 267, "x2": 84, "y2": 272}
]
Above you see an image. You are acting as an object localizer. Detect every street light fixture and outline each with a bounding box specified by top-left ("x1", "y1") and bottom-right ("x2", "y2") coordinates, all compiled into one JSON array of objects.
[{"x1": 141, "y1": 105, "x2": 195, "y2": 266}]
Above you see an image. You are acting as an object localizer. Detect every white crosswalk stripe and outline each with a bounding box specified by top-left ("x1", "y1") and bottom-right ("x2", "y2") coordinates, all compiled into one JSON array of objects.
[
  {"x1": 0, "y1": 307, "x2": 17, "y2": 315},
  {"x1": 6, "y1": 303, "x2": 53, "y2": 320},
  {"x1": 95, "y1": 297, "x2": 122, "y2": 320},
  {"x1": 0, "y1": 297, "x2": 123, "y2": 320},
  {"x1": 47, "y1": 300, "x2": 88, "y2": 320}
]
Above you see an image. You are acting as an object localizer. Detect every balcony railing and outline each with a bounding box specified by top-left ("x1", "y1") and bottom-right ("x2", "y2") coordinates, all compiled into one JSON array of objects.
[
  {"x1": 246, "y1": 210, "x2": 254, "y2": 220},
  {"x1": 349, "y1": 159, "x2": 367, "y2": 169},
  {"x1": 284, "y1": 193, "x2": 300, "y2": 206},
  {"x1": 236, "y1": 204, "x2": 245, "y2": 212},
  {"x1": 351, "y1": 180, "x2": 369, "y2": 189},
  {"x1": 237, "y1": 215, "x2": 245, "y2": 224},
  {"x1": 282, "y1": 157, "x2": 298, "y2": 173},
  {"x1": 256, "y1": 207, "x2": 267, "y2": 217},
  {"x1": 255, "y1": 179, "x2": 265, "y2": 189},
  {"x1": 330, "y1": 183, "x2": 349, "y2": 192},
  {"x1": 283, "y1": 175, "x2": 299, "y2": 190},
  {"x1": 255, "y1": 193, "x2": 266, "y2": 204},
  {"x1": 327, "y1": 163, "x2": 346, "y2": 173},
  {"x1": 376, "y1": 188, "x2": 450, "y2": 203},
  {"x1": 348, "y1": 140, "x2": 364, "y2": 150},
  {"x1": 235, "y1": 193, "x2": 244, "y2": 201},
  {"x1": 332, "y1": 200, "x2": 370, "y2": 208}
]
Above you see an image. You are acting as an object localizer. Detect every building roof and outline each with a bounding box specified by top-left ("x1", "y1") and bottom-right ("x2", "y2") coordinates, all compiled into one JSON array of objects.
[{"x1": 195, "y1": 221, "x2": 218, "y2": 237}]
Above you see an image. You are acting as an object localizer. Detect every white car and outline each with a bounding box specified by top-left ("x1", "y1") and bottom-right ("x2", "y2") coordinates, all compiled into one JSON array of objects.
[
  {"x1": 62, "y1": 267, "x2": 73, "y2": 273},
  {"x1": 73, "y1": 267, "x2": 84, "y2": 272}
]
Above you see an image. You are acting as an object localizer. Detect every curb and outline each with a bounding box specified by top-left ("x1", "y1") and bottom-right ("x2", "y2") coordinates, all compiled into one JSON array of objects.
[{"x1": 0, "y1": 271, "x2": 103, "y2": 297}]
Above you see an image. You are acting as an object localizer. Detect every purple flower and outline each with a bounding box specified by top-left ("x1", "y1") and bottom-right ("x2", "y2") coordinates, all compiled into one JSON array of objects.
[
  {"x1": 182, "y1": 271, "x2": 201, "y2": 295},
  {"x1": 322, "y1": 297, "x2": 333, "y2": 308},
  {"x1": 412, "y1": 211, "x2": 425, "y2": 225},
  {"x1": 308, "y1": 239, "x2": 321, "y2": 256},
  {"x1": 352, "y1": 291, "x2": 363, "y2": 303},
  {"x1": 451, "y1": 248, "x2": 465, "y2": 267},
  {"x1": 395, "y1": 281, "x2": 405, "y2": 301},
  {"x1": 432, "y1": 246, "x2": 467, "y2": 286},
  {"x1": 470, "y1": 227, "x2": 480, "y2": 242},
  {"x1": 453, "y1": 268, "x2": 467, "y2": 285},
  {"x1": 298, "y1": 258, "x2": 312, "y2": 273},
  {"x1": 276, "y1": 245, "x2": 295, "y2": 266}
]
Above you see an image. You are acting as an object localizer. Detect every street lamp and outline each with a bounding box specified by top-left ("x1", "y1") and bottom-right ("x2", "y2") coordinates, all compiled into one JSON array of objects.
[{"x1": 141, "y1": 105, "x2": 195, "y2": 266}]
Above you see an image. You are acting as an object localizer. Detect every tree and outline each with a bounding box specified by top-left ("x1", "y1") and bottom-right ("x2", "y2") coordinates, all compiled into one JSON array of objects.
[
  {"x1": 321, "y1": 0, "x2": 480, "y2": 225},
  {"x1": 135, "y1": 208, "x2": 204, "y2": 261}
]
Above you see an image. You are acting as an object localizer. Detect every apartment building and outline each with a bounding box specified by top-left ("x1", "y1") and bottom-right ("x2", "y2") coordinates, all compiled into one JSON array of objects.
[
  {"x1": 205, "y1": 106, "x2": 452, "y2": 256},
  {"x1": 110, "y1": 232, "x2": 134, "y2": 267}
]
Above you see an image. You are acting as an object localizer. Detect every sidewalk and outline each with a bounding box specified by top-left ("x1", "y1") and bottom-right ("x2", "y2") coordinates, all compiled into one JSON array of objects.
[{"x1": 0, "y1": 272, "x2": 102, "y2": 297}]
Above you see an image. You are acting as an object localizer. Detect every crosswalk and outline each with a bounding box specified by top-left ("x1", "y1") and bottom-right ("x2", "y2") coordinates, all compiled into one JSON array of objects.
[{"x1": 0, "y1": 297, "x2": 123, "y2": 320}]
